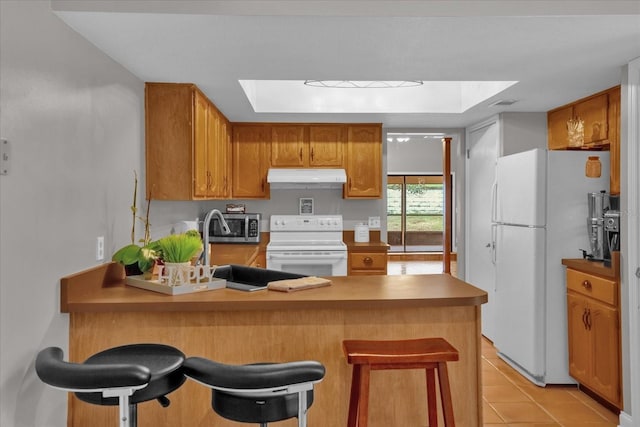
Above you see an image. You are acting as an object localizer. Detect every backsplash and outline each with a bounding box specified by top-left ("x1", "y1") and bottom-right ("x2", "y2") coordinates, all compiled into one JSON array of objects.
[{"x1": 147, "y1": 189, "x2": 386, "y2": 239}]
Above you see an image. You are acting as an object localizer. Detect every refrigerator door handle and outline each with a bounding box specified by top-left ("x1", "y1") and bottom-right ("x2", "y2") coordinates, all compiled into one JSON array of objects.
[
  {"x1": 491, "y1": 224, "x2": 497, "y2": 267},
  {"x1": 491, "y1": 180, "x2": 498, "y2": 223}
]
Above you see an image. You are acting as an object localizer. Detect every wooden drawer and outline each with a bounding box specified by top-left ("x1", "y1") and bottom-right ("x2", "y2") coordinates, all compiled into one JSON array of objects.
[
  {"x1": 349, "y1": 252, "x2": 387, "y2": 272},
  {"x1": 567, "y1": 268, "x2": 617, "y2": 305}
]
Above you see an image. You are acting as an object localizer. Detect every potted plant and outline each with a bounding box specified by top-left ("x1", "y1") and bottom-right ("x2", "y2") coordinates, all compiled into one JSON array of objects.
[
  {"x1": 112, "y1": 171, "x2": 158, "y2": 276},
  {"x1": 156, "y1": 231, "x2": 203, "y2": 285}
]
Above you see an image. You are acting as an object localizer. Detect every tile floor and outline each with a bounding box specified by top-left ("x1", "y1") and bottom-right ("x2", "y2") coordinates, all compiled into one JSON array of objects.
[
  {"x1": 388, "y1": 260, "x2": 620, "y2": 426},
  {"x1": 481, "y1": 337, "x2": 618, "y2": 426}
]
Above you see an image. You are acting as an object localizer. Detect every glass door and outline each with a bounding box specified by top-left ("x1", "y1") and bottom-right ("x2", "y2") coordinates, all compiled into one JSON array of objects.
[{"x1": 387, "y1": 175, "x2": 449, "y2": 253}]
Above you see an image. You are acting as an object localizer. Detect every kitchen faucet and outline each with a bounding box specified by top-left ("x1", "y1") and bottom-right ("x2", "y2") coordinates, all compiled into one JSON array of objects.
[{"x1": 202, "y1": 209, "x2": 231, "y2": 266}]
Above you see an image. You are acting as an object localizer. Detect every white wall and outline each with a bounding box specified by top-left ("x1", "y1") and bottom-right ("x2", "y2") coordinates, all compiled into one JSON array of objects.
[
  {"x1": 0, "y1": 2, "x2": 145, "y2": 425},
  {"x1": 500, "y1": 112, "x2": 548, "y2": 156},
  {"x1": 0, "y1": 5, "x2": 389, "y2": 425}
]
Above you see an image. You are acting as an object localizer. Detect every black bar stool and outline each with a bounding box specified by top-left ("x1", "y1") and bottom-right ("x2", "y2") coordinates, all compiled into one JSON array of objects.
[
  {"x1": 35, "y1": 343, "x2": 185, "y2": 427},
  {"x1": 183, "y1": 357, "x2": 325, "y2": 427}
]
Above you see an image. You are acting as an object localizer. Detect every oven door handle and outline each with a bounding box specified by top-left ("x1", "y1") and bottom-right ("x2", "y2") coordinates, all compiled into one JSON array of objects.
[{"x1": 267, "y1": 253, "x2": 347, "y2": 261}]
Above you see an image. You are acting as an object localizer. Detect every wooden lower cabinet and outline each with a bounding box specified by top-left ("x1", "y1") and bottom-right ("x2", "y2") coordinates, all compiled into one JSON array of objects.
[
  {"x1": 566, "y1": 268, "x2": 621, "y2": 408},
  {"x1": 250, "y1": 249, "x2": 266, "y2": 268}
]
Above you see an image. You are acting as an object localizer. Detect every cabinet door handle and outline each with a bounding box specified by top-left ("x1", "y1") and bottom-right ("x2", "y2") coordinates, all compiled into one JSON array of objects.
[
  {"x1": 586, "y1": 308, "x2": 592, "y2": 330},
  {"x1": 363, "y1": 256, "x2": 373, "y2": 265},
  {"x1": 261, "y1": 178, "x2": 265, "y2": 192},
  {"x1": 310, "y1": 148, "x2": 314, "y2": 161},
  {"x1": 582, "y1": 280, "x2": 592, "y2": 290},
  {"x1": 299, "y1": 148, "x2": 303, "y2": 161},
  {"x1": 582, "y1": 309, "x2": 588, "y2": 329}
]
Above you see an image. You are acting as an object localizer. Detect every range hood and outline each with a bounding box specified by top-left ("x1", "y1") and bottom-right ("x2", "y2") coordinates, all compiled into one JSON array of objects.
[{"x1": 267, "y1": 168, "x2": 346, "y2": 189}]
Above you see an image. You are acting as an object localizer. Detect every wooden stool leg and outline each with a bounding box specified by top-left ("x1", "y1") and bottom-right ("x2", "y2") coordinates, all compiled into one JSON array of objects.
[
  {"x1": 358, "y1": 365, "x2": 371, "y2": 427},
  {"x1": 425, "y1": 367, "x2": 438, "y2": 427},
  {"x1": 347, "y1": 365, "x2": 361, "y2": 427},
  {"x1": 436, "y1": 362, "x2": 455, "y2": 427}
]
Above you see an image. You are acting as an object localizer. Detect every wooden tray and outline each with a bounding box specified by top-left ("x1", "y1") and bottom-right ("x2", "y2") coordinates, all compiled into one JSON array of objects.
[{"x1": 125, "y1": 275, "x2": 226, "y2": 295}]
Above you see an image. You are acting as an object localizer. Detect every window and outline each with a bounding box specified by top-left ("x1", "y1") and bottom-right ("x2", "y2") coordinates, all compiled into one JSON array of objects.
[{"x1": 387, "y1": 175, "x2": 451, "y2": 253}]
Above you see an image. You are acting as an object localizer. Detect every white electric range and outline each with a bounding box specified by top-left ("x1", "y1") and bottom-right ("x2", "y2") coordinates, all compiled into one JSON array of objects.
[{"x1": 266, "y1": 215, "x2": 348, "y2": 276}]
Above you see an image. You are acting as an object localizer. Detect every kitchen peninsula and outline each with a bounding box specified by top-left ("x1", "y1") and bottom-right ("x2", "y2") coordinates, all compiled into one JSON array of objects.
[{"x1": 61, "y1": 263, "x2": 487, "y2": 427}]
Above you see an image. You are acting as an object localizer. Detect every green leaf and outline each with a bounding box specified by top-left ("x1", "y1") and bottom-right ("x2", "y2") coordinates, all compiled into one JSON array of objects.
[{"x1": 112, "y1": 244, "x2": 142, "y2": 265}]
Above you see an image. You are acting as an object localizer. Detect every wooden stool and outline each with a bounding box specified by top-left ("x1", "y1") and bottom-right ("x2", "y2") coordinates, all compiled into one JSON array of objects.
[{"x1": 342, "y1": 337, "x2": 459, "y2": 427}]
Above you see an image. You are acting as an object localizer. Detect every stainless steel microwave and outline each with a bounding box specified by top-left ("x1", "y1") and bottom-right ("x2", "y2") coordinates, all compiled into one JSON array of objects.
[{"x1": 208, "y1": 213, "x2": 261, "y2": 243}]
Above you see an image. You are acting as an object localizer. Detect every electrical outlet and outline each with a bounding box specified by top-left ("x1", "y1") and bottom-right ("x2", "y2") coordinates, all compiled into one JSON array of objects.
[
  {"x1": 368, "y1": 216, "x2": 381, "y2": 229},
  {"x1": 96, "y1": 236, "x2": 104, "y2": 261}
]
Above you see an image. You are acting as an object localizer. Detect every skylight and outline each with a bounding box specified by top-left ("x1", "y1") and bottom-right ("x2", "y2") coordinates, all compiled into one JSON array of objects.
[{"x1": 239, "y1": 80, "x2": 518, "y2": 114}]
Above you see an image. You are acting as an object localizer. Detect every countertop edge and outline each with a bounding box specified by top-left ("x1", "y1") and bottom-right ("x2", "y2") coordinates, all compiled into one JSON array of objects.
[
  {"x1": 562, "y1": 251, "x2": 620, "y2": 279},
  {"x1": 60, "y1": 263, "x2": 487, "y2": 313}
]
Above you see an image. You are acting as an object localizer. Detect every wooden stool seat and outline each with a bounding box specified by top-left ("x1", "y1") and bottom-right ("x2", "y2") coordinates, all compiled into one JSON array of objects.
[{"x1": 343, "y1": 338, "x2": 459, "y2": 427}]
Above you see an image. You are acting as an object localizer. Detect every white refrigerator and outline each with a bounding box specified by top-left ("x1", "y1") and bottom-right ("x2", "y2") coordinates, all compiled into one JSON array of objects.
[{"x1": 492, "y1": 148, "x2": 609, "y2": 385}]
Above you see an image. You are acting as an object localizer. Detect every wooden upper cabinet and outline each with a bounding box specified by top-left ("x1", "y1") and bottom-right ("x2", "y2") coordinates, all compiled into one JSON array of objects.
[
  {"x1": 547, "y1": 106, "x2": 573, "y2": 150},
  {"x1": 208, "y1": 112, "x2": 231, "y2": 198},
  {"x1": 193, "y1": 91, "x2": 210, "y2": 198},
  {"x1": 193, "y1": 93, "x2": 231, "y2": 199},
  {"x1": 345, "y1": 124, "x2": 382, "y2": 198},
  {"x1": 145, "y1": 83, "x2": 230, "y2": 200},
  {"x1": 270, "y1": 124, "x2": 345, "y2": 168},
  {"x1": 608, "y1": 86, "x2": 621, "y2": 195},
  {"x1": 548, "y1": 87, "x2": 617, "y2": 150},
  {"x1": 232, "y1": 124, "x2": 271, "y2": 199},
  {"x1": 548, "y1": 86, "x2": 620, "y2": 195},
  {"x1": 309, "y1": 125, "x2": 345, "y2": 167},
  {"x1": 271, "y1": 125, "x2": 308, "y2": 167},
  {"x1": 574, "y1": 93, "x2": 608, "y2": 144}
]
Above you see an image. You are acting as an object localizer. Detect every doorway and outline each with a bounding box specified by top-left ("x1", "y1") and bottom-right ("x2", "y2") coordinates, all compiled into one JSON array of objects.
[{"x1": 387, "y1": 175, "x2": 450, "y2": 253}]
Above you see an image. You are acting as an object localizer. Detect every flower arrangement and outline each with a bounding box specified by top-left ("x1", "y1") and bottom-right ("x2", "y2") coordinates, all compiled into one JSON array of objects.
[{"x1": 112, "y1": 171, "x2": 159, "y2": 274}]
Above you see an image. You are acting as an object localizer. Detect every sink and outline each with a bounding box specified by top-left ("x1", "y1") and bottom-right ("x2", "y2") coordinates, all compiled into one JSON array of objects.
[{"x1": 212, "y1": 265, "x2": 306, "y2": 292}]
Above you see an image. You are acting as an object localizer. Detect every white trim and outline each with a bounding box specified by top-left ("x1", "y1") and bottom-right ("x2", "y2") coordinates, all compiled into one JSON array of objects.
[
  {"x1": 619, "y1": 56, "x2": 640, "y2": 427},
  {"x1": 619, "y1": 411, "x2": 634, "y2": 427},
  {"x1": 464, "y1": 115, "x2": 501, "y2": 282}
]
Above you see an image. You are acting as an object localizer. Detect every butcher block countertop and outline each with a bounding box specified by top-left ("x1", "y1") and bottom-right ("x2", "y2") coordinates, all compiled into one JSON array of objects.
[{"x1": 60, "y1": 263, "x2": 486, "y2": 313}]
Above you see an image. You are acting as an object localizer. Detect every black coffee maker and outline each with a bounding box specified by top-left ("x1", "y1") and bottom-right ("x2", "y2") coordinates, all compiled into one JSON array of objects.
[
  {"x1": 586, "y1": 191, "x2": 620, "y2": 265},
  {"x1": 604, "y1": 208, "x2": 620, "y2": 267}
]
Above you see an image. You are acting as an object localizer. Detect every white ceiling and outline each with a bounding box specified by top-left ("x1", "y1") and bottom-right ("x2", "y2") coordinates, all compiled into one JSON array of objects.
[{"x1": 51, "y1": 0, "x2": 640, "y2": 128}]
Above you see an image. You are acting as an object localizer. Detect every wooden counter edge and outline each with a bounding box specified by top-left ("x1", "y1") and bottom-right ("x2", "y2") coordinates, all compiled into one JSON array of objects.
[
  {"x1": 61, "y1": 264, "x2": 487, "y2": 313},
  {"x1": 562, "y1": 251, "x2": 620, "y2": 279},
  {"x1": 60, "y1": 262, "x2": 125, "y2": 312}
]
